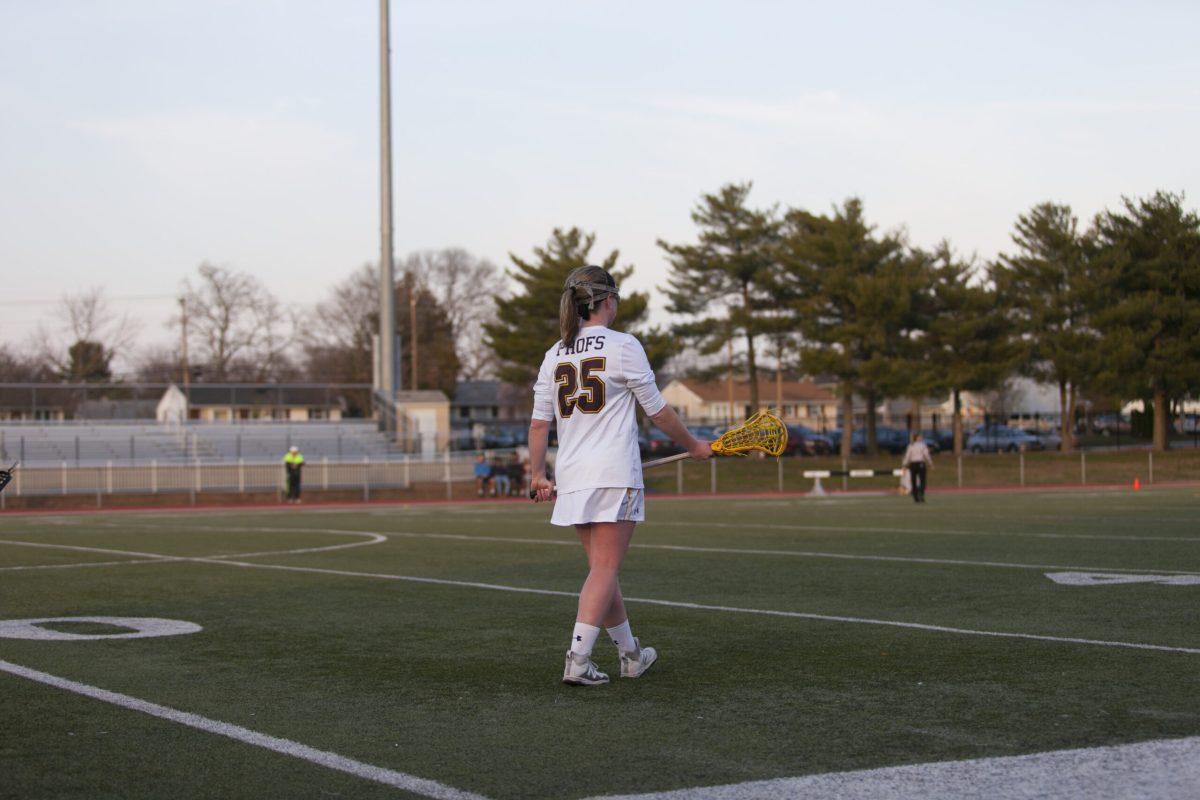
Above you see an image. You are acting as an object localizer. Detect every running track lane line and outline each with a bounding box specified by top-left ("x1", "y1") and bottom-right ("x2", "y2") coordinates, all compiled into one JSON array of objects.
[
  {"x1": 0, "y1": 660, "x2": 489, "y2": 800},
  {"x1": 3, "y1": 539, "x2": 1198, "y2": 655}
]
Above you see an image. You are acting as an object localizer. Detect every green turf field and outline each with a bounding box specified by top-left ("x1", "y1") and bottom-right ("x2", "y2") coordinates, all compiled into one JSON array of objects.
[{"x1": 1, "y1": 489, "x2": 1198, "y2": 799}]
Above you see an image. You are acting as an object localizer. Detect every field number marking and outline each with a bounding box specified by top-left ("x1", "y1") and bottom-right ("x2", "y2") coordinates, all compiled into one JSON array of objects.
[
  {"x1": 4, "y1": 534, "x2": 1199, "y2": 655},
  {"x1": 1047, "y1": 572, "x2": 1200, "y2": 587},
  {"x1": 0, "y1": 616, "x2": 201, "y2": 641}
]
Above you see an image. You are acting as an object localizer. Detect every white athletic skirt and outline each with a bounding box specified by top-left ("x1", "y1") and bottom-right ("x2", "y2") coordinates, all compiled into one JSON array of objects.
[{"x1": 551, "y1": 487, "x2": 645, "y2": 527}]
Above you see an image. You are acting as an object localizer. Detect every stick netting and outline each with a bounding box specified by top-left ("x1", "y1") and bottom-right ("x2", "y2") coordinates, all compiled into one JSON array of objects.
[{"x1": 711, "y1": 410, "x2": 788, "y2": 457}]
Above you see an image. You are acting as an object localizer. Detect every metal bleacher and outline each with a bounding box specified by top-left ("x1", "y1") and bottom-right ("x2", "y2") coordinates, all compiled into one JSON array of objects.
[{"x1": 0, "y1": 421, "x2": 403, "y2": 466}]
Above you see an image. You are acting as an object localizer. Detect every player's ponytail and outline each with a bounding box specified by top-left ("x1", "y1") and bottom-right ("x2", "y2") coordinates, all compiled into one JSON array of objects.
[
  {"x1": 559, "y1": 284, "x2": 582, "y2": 346},
  {"x1": 559, "y1": 265, "x2": 619, "y2": 345}
]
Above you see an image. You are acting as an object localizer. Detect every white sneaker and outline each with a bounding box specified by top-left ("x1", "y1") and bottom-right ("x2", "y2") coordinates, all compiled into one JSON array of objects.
[
  {"x1": 562, "y1": 650, "x2": 609, "y2": 686},
  {"x1": 619, "y1": 638, "x2": 658, "y2": 678}
]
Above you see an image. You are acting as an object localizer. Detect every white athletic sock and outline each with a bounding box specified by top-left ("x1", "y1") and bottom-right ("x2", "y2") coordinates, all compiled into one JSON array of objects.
[
  {"x1": 571, "y1": 622, "x2": 601, "y2": 657},
  {"x1": 607, "y1": 620, "x2": 636, "y2": 654}
]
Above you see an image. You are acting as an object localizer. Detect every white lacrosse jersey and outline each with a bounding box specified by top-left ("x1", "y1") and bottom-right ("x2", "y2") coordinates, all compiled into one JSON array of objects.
[{"x1": 531, "y1": 326, "x2": 667, "y2": 493}]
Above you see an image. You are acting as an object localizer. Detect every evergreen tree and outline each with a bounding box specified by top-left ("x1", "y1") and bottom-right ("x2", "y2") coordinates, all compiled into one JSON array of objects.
[
  {"x1": 994, "y1": 203, "x2": 1097, "y2": 452},
  {"x1": 484, "y1": 228, "x2": 656, "y2": 388},
  {"x1": 61, "y1": 340, "x2": 113, "y2": 382},
  {"x1": 1089, "y1": 191, "x2": 1200, "y2": 452},
  {"x1": 775, "y1": 199, "x2": 909, "y2": 456},
  {"x1": 658, "y1": 183, "x2": 780, "y2": 412},
  {"x1": 397, "y1": 281, "x2": 460, "y2": 397},
  {"x1": 917, "y1": 245, "x2": 1024, "y2": 454}
]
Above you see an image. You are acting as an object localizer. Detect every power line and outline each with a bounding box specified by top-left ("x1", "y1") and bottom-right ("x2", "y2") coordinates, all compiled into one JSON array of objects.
[{"x1": 0, "y1": 294, "x2": 176, "y2": 307}]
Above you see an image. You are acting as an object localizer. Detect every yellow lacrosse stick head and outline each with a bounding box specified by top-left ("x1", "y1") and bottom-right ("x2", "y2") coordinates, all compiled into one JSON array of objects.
[{"x1": 711, "y1": 410, "x2": 788, "y2": 457}]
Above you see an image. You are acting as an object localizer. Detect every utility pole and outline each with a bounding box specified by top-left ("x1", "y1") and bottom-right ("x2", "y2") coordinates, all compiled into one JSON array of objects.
[
  {"x1": 726, "y1": 335, "x2": 734, "y2": 427},
  {"x1": 179, "y1": 297, "x2": 190, "y2": 391},
  {"x1": 409, "y1": 274, "x2": 418, "y2": 390},
  {"x1": 775, "y1": 334, "x2": 783, "y2": 417},
  {"x1": 377, "y1": 0, "x2": 397, "y2": 403}
]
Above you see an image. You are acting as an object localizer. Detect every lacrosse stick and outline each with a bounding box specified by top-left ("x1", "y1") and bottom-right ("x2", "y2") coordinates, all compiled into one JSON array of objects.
[
  {"x1": 0, "y1": 462, "x2": 18, "y2": 495},
  {"x1": 642, "y1": 410, "x2": 788, "y2": 470},
  {"x1": 528, "y1": 411, "x2": 788, "y2": 498}
]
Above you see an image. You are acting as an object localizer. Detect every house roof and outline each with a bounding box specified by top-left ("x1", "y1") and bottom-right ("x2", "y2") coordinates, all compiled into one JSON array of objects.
[
  {"x1": 78, "y1": 399, "x2": 158, "y2": 420},
  {"x1": 452, "y1": 381, "x2": 526, "y2": 408},
  {"x1": 178, "y1": 386, "x2": 345, "y2": 407},
  {"x1": 676, "y1": 378, "x2": 836, "y2": 404},
  {"x1": 394, "y1": 390, "x2": 449, "y2": 404}
]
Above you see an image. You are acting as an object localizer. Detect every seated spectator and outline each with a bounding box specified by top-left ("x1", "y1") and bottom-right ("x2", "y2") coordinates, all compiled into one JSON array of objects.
[
  {"x1": 492, "y1": 456, "x2": 510, "y2": 497},
  {"x1": 473, "y1": 454, "x2": 491, "y2": 497},
  {"x1": 507, "y1": 452, "x2": 524, "y2": 497}
]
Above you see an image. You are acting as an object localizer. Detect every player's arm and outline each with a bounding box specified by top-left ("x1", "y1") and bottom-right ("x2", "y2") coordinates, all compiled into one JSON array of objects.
[
  {"x1": 528, "y1": 356, "x2": 556, "y2": 502},
  {"x1": 622, "y1": 338, "x2": 710, "y2": 460},
  {"x1": 528, "y1": 419, "x2": 555, "y2": 502}
]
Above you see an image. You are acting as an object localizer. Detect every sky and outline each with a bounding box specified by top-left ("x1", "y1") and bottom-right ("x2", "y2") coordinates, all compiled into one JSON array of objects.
[{"x1": 2, "y1": 0, "x2": 1199, "y2": 368}]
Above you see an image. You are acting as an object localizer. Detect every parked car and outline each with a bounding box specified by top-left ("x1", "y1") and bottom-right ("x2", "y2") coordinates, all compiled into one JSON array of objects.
[
  {"x1": 785, "y1": 425, "x2": 835, "y2": 456},
  {"x1": 850, "y1": 426, "x2": 909, "y2": 455},
  {"x1": 922, "y1": 429, "x2": 954, "y2": 453},
  {"x1": 823, "y1": 428, "x2": 905, "y2": 454},
  {"x1": 688, "y1": 425, "x2": 723, "y2": 441},
  {"x1": 1092, "y1": 413, "x2": 1132, "y2": 436},
  {"x1": 482, "y1": 428, "x2": 525, "y2": 449},
  {"x1": 643, "y1": 427, "x2": 684, "y2": 458},
  {"x1": 967, "y1": 426, "x2": 1045, "y2": 453},
  {"x1": 1026, "y1": 427, "x2": 1062, "y2": 451}
]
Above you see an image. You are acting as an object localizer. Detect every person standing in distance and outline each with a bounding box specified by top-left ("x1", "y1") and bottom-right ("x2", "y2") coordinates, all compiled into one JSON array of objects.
[
  {"x1": 283, "y1": 446, "x2": 304, "y2": 504},
  {"x1": 902, "y1": 432, "x2": 933, "y2": 503},
  {"x1": 528, "y1": 265, "x2": 712, "y2": 686}
]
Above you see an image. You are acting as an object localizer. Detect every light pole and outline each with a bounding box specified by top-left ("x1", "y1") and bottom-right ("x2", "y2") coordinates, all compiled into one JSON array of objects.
[{"x1": 378, "y1": 0, "x2": 397, "y2": 403}]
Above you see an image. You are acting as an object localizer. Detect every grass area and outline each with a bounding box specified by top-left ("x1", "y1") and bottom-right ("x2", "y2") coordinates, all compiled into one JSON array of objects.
[
  {"x1": 641, "y1": 448, "x2": 1200, "y2": 495},
  {"x1": 1, "y1": 489, "x2": 1198, "y2": 798}
]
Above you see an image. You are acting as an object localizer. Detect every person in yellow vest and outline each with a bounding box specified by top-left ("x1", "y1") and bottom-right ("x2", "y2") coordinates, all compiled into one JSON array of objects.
[{"x1": 283, "y1": 446, "x2": 305, "y2": 504}]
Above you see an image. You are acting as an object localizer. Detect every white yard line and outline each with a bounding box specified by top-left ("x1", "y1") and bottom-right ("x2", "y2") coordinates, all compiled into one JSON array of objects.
[
  {"x1": 0, "y1": 529, "x2": 385, "y2": 564},
  {"x1": 0, "y1": 660, "x2": 487, "y2": 800},
  {"x1": 652, "y1": 519, "x2": 1200, "y2": 543},
  {"x1": 314, "y1": 511, "x2": 1200, "y2": 543},
  {"x1": 0, "y1": 539, "x2": 181, "y2": 560},
  {"x1": 3, "y1": 537, "x2": 1197, "y2": 655},
  {"x1": 376, "y1": 531, "x2": 1200, "y2": 576},
  {"x1": 77, "y1": 524, "x2": 1200, "y2": 576},
  {"x1": 190, "y1": 557, "x2": 1200, "y2": 656},
  {"x1": 584, "y1": 735, "x2": 1200, "y2": 800},
  {"x1": 0, "y1": 558, "x2": 169, "y2": 573},
  {"x1": 201, "y1": 531, "x2": 387, "y2": 560}
]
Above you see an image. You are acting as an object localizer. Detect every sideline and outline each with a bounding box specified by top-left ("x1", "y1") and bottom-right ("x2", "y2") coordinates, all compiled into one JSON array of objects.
[
  {"x1": 585, "y1": 735, "x2": 1200, "y2": 800},
  {"x1": 0, "y1": 660, "x2": 487, "y2": 800},
  {"x1": 2, "y1": 480, "x2": 1196, "y2": 518}
]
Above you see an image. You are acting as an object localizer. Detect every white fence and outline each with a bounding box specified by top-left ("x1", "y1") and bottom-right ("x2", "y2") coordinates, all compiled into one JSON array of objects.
[{"x1": 0, "y1": 452, "x2": 518, "y2": 503}]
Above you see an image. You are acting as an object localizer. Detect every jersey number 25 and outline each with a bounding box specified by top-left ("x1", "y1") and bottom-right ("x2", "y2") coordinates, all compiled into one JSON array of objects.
[{"x1": 555, "y1": 358, "x2": 606, "y2": 417}]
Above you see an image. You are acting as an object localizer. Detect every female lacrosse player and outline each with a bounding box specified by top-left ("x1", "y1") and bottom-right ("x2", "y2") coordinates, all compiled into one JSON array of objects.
[{"x1": 528, "y1": 265, "x2": 711, "y2": 686}]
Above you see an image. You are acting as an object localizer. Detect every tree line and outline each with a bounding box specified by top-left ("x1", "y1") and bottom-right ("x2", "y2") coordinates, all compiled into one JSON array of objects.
[
  {"x1": 487, "y1": 184, "x2": 1200, "y2": 455},
  {"x1": 4, "y1": 184, "x2": 1198, "y2": 453}
]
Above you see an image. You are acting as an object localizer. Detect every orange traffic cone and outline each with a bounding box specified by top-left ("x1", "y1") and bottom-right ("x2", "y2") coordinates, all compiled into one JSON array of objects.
[{"x1": 1133, "y1": 477, "x2": 1141, "y2": 491}]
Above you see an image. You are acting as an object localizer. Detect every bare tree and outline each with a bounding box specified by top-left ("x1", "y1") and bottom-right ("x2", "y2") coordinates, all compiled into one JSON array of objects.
[
  {"x1": 131, "y1": 345, "x2": 182, "y2": 383},
  {"x1": 0, "y1": 343, "x2": 52, "y2": 381},
  {"x1": 177, "y1": 263, "x2": 297, "y2": 381},
  {"x1": 403, "y1": 248, "x2": 499, "y2": 380},
  {"x1": 303, "y1": 263, "x2": 377, "y2": 384},
  {"x1": 38, "y1": 288, "x2": 140, "y2": 380}
]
